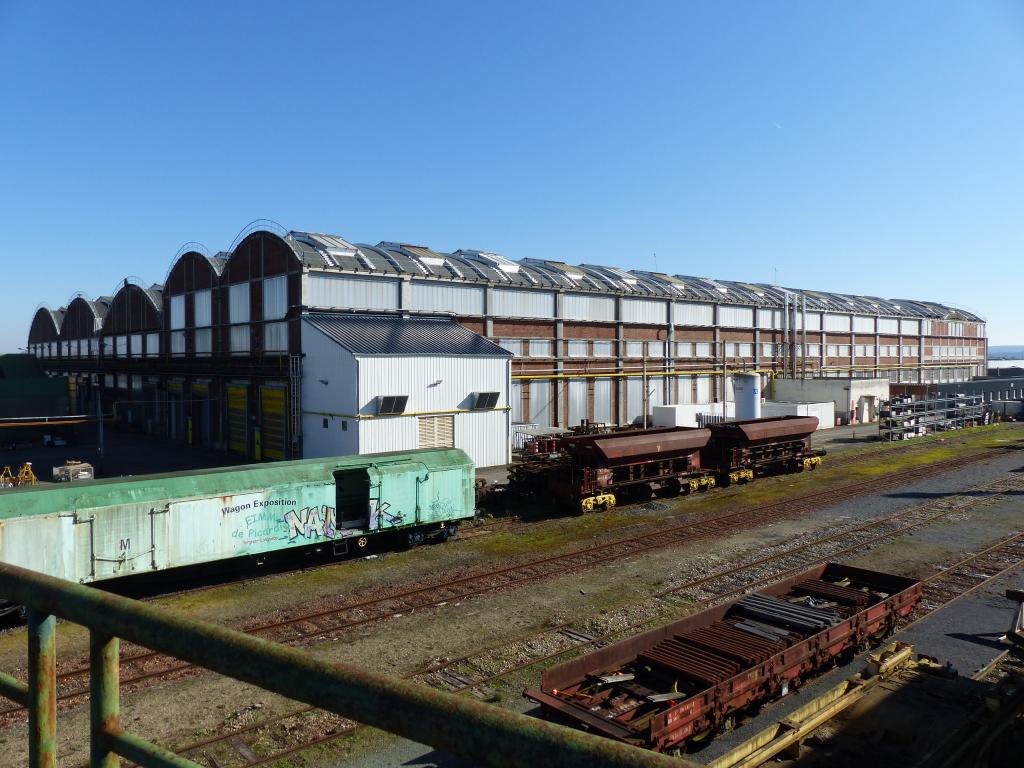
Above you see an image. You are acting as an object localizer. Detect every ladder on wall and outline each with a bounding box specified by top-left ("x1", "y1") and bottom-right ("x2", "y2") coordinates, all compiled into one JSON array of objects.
[{"x1": 289, "y1": 354, "x2": 302, "y2": 458}]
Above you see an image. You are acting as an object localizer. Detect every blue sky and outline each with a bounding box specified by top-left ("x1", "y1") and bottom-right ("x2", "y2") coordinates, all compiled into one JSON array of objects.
[{"x1": 2, "y1": 1, "x2": 1022, "y2": 347}]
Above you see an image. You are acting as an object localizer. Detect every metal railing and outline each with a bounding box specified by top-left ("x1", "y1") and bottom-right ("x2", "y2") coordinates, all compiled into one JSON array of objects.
[{"x1": 0, "y1": 562, "x2": 691, "y2": 768}]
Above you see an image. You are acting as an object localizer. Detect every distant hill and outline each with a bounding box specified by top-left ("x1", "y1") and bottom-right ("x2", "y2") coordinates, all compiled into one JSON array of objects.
[{"x1": 989, "y1": 345, "x2": 1024, "y2": 359}]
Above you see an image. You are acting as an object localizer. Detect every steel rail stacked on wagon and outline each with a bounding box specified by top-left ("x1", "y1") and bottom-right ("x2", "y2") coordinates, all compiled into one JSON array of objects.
[
  {"x1": 0, "y1": 443, "x2": 1009, "y2": 723},
  {"x1": 161, "y1": 480, "x2": 1024, "y2": 767}
]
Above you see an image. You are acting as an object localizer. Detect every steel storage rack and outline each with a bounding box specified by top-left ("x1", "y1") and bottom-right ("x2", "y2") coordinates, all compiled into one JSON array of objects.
[{"x1": 878, "y1": 393, "x2": 986, "y2": 441}]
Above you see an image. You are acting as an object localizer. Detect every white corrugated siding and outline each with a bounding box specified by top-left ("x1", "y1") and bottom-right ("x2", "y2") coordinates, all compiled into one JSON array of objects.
[
  {"x1": 492, "y1": 288, "x2": 555, "y2": 319},
  {"x1": 852, "y1": 316, "x2": 875, "y2": 333},
  {"x1": 593, "y1": 378, "x2": 612, "y2": 423},
  {"x1": 824, "y1": 313, "x2": 851, "y2": 332},
  {"x1": 804, "y1": 312, "x2": 822, "y2": 331},
  {"x1": 264, "y1": 322, "x2": 287, "y2": 352},
  {"x1": 331, "y1": 351, "x2": 510, "y2": 467},
  {"x1": 510, "y1": 380, "x2": 523, "y2": 422},
  {"x1": 263, "y1": 276, "x2": 288, "y2": 320},
  {"x1": 679, "y1": 377, "x2": 694, "y2": 404},
  {"x1": 194, "y1": 289, "x2": 212, "y2": 326},
  {"x1": 229, "y1": 283, "x2": 250, "y2": 323},
  {"x1": 900, "y1": 319, "x2": 920, "y2": 335},
  {"x1": 307, "y1": 274, "x2": 400, "y2": 310},
  {"x1": 648, "y1": 377, "x2": 665, "y2": 408},
  {"x1": 621, "y1": 298, "x2": 667, "y2": 324},
  {"x1": 568, "y1": 379, "x2": 587, "y2": 427},
  {"x1": 696, "y1": 375, "x2": 711, "y2": 404},
  {"x1": 757, "y1": 308, "x2": 781, "y2": 329},
  {"x1": 409, "y1": 281, "x2": 485, "y2": 314},
  {"x1": 718, "y1": 305, "x2": 754, "y2": 328},
  {"x1": 878, "y1": 317, "x2": 899, "y2": 334},
  {"x1": 562, "y1": 292, "x2": 615, "y2": 322},
  {"x1": 626, "y1": 378, "x2": 643, "y2": 422},
  {"x1": 674, "y1": 302, "x2": 714, "y2": 326},
  {"x1": 170, "y1": 295, "x2": 185, "y2": 329},
  {"x1": 529, "y1": 379, "x2": 552, "y2": 424}
]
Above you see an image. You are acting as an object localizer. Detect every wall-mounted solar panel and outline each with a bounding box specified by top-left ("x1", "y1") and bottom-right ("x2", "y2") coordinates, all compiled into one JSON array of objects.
[{"x1": 377, "y1": 395, "x2": 409, "y2": 415}]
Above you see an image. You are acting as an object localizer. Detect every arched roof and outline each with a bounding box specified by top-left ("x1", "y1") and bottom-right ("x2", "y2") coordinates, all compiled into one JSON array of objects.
[
  {"x1": 27, "y1": 305, "x2": 64, "y2": 344},
  {"x1": 104, "y1": 281, "x2": 164, "y2": 334},
  {"x1": 165, "y1": 250, "x2": 227, "y2": 294},
  {"x1": 61, "y1": 295, "x2": 110, "y2": 340},
  {"x1": 225, "y1": 230, "x2": 310, "y2": 283}
]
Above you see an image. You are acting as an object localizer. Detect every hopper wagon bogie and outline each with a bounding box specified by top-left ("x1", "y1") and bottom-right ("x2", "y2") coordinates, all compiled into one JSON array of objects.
[
  {"x1": 0, "y1": 448, "x2": 475, "y2": 613},
  {"x1": 525, "y1": 562, "x2": 921, "y2": 754}
]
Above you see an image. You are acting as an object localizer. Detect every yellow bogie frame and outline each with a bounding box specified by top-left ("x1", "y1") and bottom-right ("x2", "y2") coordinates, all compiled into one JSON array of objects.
[
  {"x1": 727, "y1": 469, "x2": 754, "y2": 485},
  {"x1": 802, "y1": 456, "x2": 822, "y2": 471},
  {"x1": 580, "y1": 493, "x2": 616, "y2": 513}
]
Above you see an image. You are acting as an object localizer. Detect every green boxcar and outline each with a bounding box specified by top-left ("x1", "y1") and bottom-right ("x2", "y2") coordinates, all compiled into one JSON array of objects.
[{"x1": 0, "y1": 448, "x2": 475, "y2": 590}]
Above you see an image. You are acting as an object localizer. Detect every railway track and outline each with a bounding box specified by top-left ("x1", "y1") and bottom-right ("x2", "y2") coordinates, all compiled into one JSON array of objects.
[
  {"x1": 0, "y1": 441, "x2": 1012, "y2": 726},
  {"x1": 162, "y1": 476, "x2": 1024, "y2": 767}
]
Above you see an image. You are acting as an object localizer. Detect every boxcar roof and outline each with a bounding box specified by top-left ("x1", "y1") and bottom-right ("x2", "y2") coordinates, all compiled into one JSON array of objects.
[{"x1": 0, "y1": 448, "x2": 472, "y2": 520}]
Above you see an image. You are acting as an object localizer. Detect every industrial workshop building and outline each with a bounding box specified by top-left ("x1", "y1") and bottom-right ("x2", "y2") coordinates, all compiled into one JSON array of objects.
[{"x1": 27, "y1": 222, "x2": 987, "y2": 465}]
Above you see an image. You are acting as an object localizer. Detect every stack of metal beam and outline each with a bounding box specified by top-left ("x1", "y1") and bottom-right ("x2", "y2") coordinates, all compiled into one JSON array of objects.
[{"x1": 734, "y1": 593, "x2": 840, "y2": 634}]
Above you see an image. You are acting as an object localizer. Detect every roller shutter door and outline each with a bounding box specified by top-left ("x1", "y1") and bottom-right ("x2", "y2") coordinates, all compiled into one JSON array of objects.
[
  {"x1": 260, "y1": 385, "x2": 287, "y2": 460},
  {"x1": 418, "y1": 415, "x2": 454, "y2": 449},
  {"x1": 227, "y1": 384, "x2": 248, "y2": 455}
]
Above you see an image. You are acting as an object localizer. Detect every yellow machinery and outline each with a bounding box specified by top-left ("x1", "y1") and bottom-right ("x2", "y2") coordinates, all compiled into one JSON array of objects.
[{"x1": 1, "y1": 463, "x2": 37, "y2": 488}]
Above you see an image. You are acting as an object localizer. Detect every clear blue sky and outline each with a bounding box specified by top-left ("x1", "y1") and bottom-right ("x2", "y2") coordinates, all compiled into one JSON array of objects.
[{"x1": 2, "y1": 1, "x2": 1022, "y2": 348}]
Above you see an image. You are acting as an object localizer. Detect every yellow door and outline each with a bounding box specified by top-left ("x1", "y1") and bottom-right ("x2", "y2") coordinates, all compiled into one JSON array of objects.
[
  {"x1": 226, "y1": 384, "x2": 248, "y2": 455},
  {"x1": 259, "y1": 386, "x2": 287, "y2": 460}
]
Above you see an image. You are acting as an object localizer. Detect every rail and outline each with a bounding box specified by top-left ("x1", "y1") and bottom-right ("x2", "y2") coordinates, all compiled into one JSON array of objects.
[{"x1": 0, "y1": 562, "x2": 690, "y2": 768}]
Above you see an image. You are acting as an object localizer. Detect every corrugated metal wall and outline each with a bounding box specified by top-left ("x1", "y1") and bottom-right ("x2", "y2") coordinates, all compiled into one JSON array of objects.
[
  {"x1": 308, "y1": 274, "x2": 400, "y2": 310},
  {"x1": 621, "y1": 297, "x2": 667, "y2": 324},
  {"x1": 673, "y1": 302, "x2": 715, "y2": 326},
  {"x1": 492, "y1": 288, "x2": 555, "y2": 318},
  {"x1": 718, "y1": 305, "x2": 754, "y2": 327},
  {"x1": 901, "y1": 319, "x2": 920, "y2": 335},
  {"x1": 562, "y1": 292, "x2": 616, "y2": 322},
  {"x1": 852, "y1": 315, "x2": 875, "y2": 333},
  {"x1": 593, "y1": 378, "x2": 612, "y2": 422},
  {"x1": 878, "y1": 317, "x2": 899, "y2": 334},
  {"x1": 409, "y1": 281, "x2": 485, "y2": 314},
  {"x1": 529, "y1": 380, "x2": 551, "y2": 423},
  {"x1": 567, "y1": 379, "x2": 587, "y2": 427},
  {"x1": 824, "y1": 313, "x2": 851, "y2": 332}
]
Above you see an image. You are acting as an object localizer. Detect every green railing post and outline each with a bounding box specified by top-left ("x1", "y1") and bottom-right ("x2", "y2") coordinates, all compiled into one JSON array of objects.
[
  {"x1": 90, "y1": 631, "x2": 120, "y2": 768},
  {"x1": 26, "y1": 610, "x2": 56, "y2": 768}
]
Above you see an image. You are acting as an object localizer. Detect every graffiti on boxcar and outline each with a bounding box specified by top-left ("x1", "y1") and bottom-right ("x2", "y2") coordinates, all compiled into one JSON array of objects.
[
  {"x1": 284, "y1": 505, "x2": 338, "y2": 541},
  {"x1": 368, "y1": 499, "x2": 403, "y2": 529},
  {"x1": 430, "y1": 497, "x2": 456, "y2": 519}
]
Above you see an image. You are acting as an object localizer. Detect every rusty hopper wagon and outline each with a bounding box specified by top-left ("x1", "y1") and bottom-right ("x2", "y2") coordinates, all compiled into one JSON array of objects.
[
  {"x1": 509, "y1": 427, "x2": 714, "y2": 512},
  {"x1": 506, "y1": 416, "x2": 827, "y2": 511},
  {"x1": 703, "y1": 415, "x2": 824, "y2": 484},
  {"x1": 525, "y1": 562, "x2": 921, "y2": 754},
  {"x1": 0, "y1": 448, "x2": 474, "y2": 615}
]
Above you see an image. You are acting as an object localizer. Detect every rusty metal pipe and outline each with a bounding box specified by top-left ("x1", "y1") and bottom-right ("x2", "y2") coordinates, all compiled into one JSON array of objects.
[
  {"x1": 108, "y1": 730, "x2": 201, "y2": 768},
  {"x1": 0, "y1": 670, "x2": 28, "y2": 706},
  {"x1": 0, "y1": 563, "x2": 691, "y2": 768},
  {"x1": 27, "y1": 610, "x2": 56, "y2": 768},
  {"x1": 90, "y1": 630, "x2": 120, "y2": 768}
]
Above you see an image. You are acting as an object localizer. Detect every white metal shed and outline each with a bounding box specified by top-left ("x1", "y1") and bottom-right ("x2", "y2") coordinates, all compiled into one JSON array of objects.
[{"x1": 301, "y1": 312, "x2": 513, "y2": 468}]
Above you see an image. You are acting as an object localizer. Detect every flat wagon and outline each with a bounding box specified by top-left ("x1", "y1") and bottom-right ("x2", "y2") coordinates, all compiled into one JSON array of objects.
[
  {"x1": 0, "y1": 448, "x2": 474, "y2": 609},
  {"x1": 525, "y1": 562, "x2": 921, "y2": 753}
]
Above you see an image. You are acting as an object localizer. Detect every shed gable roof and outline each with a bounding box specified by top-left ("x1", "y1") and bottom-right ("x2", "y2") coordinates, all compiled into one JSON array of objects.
[{"x1": 304, "y1": 312, "x2": 513, "y2": 357}]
